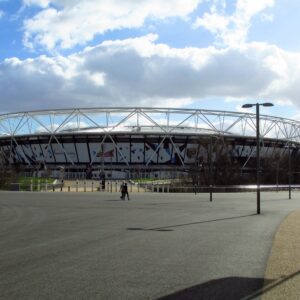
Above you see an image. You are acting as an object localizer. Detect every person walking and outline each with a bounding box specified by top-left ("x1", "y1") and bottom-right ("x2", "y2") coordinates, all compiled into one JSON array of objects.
[
  {"x1": 123, "y1": 182, "x2": 130, "y2": 200},
  {"x1": 120, "y1": 181, "x2": 125, "y2": 200}
]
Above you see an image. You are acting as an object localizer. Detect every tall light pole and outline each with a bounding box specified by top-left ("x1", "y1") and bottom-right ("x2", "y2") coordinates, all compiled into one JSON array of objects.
[
  {"x1": 242, "y1": 102, "x2": 274, "y2": 214},
  {"x1": 287, "y1": 143, "x2": 296, "y2": 199},
  {"x1": 288, "y1": 142, "x2": 291, "y2": 199}
]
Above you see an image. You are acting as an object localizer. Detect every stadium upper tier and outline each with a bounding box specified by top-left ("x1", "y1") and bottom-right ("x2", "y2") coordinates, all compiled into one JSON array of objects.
[{"x1": 0, "y1": 107, "x2": 299, "y2": 142}]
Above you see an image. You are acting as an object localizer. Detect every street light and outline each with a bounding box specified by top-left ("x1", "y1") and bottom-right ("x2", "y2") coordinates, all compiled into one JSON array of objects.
[
  {"x1": 286, "y1": 142, "x2": 296, "y2": 199},
  {"x1": 242, "y1": 102, "x2": 274, "y2": 214},
  {"x1": 288, "y1": 143, "x2": 292, "y2": 199}
]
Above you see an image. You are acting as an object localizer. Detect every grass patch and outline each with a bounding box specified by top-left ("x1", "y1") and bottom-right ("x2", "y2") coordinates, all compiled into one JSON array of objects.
[
  {"x1": 132, "y1": 178, "x2": 158, "y2": 183},
  {"x1": 18, "y1": 177, "x2": 54, "y2": 184},
  {"x1": 16, "y1": 177, "x2": 55, "y2": 191}
]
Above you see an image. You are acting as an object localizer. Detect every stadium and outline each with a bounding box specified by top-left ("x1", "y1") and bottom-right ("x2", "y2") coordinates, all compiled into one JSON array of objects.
[{"x1": 0, "y1": 107, "x2": 300, "y2": 185}]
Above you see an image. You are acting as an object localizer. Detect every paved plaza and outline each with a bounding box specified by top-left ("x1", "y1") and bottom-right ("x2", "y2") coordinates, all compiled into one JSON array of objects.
[{"x1": 0, "y1": 191, "x2": 300, "y2": 299}]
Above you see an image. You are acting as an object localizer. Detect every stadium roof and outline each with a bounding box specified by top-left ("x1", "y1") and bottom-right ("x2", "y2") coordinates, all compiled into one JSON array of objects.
[{"x1": 0, "y1": 107, "x2": 300, "y2": 143}]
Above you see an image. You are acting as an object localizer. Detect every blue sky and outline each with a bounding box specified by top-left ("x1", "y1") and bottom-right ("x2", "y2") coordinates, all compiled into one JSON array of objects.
[{"x1": 0, "y1": 0, "x2": 299, "y2": 119}]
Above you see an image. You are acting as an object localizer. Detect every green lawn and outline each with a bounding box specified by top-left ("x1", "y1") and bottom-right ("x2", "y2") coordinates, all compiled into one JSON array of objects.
[
  {"x1": 132, "y1": 178, "x2": 158, "y2": 183},
  {"x1": 19, "y1": 177, "x2": 54, "y2": 184},
  {"x1": 18, "y1": 177, "x2": 55, "y2": 191}
]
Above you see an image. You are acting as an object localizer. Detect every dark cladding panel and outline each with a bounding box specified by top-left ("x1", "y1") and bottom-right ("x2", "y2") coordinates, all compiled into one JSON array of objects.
[
  {"x1": 9, "y1": 144, "x2": 22, "y2": 164},
  {"x1": 171, "y1": 142, "x2": 187, "y2": 165},
  {"x1": 51, "y1": 143, "x2": 66, "y2": 163},
  {"x1": 31, "y1": 144, "x2": 45, "y2": 163},
  {"x1": 117, "y1": 142, "x2": 130, "y2": 163},
  {"x1": 40, "y1": 144, "x2": 55, "y2": 163},
  {"x1": 131, "y1": 143, "x2": 144, "y2": 163},
  {"x1": 158, "y1": 141, "x2": 173, "y2": 164},
  {"x1": 75, "y1": 143, "x2": 89, "y2": 163},
  {"x1": 14, "y1": 144, "x2": 27, "y2": 164},
  {"x1": 145, "y1": 141, "x2": 158, "y2": 164},
  {"x1": 21, "y1": 143, "x2": 35, "y2": 163},
  {"x1": 2, "y1": 145, "x2": 14, "y2": 164},
  {"x1": 63, "y1": 143, "x2": 78, "y2": 163}
]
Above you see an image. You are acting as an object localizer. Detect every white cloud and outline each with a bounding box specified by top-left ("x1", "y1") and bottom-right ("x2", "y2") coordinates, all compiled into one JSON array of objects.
[
  {"x1": 0, "y1": 35, "x2": 300, "y2": 113},
  {"x1": 194, "y1": 0, "x2": 274, "y2": 47},
  {"x1": 23, "y1": 0, "x2": 51, "y2": 8},
  {"x1": 22, "y1": 0, "x2": 202, "y2": 50}
]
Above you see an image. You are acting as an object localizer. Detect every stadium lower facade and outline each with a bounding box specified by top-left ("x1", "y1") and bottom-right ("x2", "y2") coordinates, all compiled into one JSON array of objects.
[{"x1": 1, "y1": 107, "x2": 300, "y2": 184}]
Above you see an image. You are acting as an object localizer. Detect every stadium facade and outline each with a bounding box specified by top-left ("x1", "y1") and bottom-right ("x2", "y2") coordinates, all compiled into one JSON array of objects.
[{"x1": 0, "y1": 107, "x2": 300, "y2": 184}]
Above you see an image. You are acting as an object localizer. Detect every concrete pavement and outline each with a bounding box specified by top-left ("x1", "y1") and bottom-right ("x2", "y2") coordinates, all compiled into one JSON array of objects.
[{"x1": 0, "y1": 191, "x2": 300, "y2": 299}]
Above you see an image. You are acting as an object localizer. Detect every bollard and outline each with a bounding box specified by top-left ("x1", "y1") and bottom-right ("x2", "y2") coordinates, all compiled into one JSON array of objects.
[
  {"x1": 30, "y1": 179, "x2": 33, "y2": 192},
  {"x1": 145, "y1": 184, "x2": 147, "y2": 192},
  {"x1": 209, "y1": 185, "x2": 213, "y2": 202},
  {"x1": 45, "y1": 183, "x2": 48, "y2": 192},
  {"x1": 68, "y1": 186, "x2": 70, "y2": 192},
  {"x1": 84, "y1": 181, "x2": 86, "y2": 192},
  {"x1": 130, "y1": 183, "x2": 133, "y2": 193},
  {"x1": 53, "y1": 185, "x2": 55, "y2": 192},
  {"x1": 92, "y1": 181, "x2": 94, "y2": 192},
  {"x1": 38, "y1": 180, "x2": 40, "y2": 192},
  {"x1": 60, "y1": 185, "x2": 63, "y2": 192},
  {"x1": 115, "y1": 181, "x2": 117, "y2": 192},
  {"x1": 76, "y1": 180, "x2": 78, "y2": 192},
  {"x1": 138, "y1": 184, "x2": 140, "y2": 193}
]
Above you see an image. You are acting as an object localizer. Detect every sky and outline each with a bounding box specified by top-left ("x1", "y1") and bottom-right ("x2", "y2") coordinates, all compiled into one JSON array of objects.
[{"x1": 0, "y1": 0, "x2": 300, "y2": 119}]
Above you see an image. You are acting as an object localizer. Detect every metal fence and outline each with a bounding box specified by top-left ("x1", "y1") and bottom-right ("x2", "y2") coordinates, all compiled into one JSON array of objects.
[
  {"x1": 8, "y1": 180, "x2": 166, "y2": 193},
  {"x1": 6, "y1": 181, "x2": 300, "y2": 195}
]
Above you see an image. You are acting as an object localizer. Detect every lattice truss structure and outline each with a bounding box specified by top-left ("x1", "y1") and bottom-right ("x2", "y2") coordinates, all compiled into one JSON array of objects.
[{"x1": 0, "y1": 107, "x2": 299, "y2": 169}]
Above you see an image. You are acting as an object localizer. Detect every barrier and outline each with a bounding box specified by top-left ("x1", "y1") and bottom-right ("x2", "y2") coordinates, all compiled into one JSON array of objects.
[{"x1": 5, "y1": 181, "x2": 300, "y2": 202}]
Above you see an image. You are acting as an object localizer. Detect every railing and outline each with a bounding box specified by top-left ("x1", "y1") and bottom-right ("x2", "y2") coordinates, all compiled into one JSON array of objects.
[{"x1": 6, "y1": 181, "x2": 300, "y2": 195}]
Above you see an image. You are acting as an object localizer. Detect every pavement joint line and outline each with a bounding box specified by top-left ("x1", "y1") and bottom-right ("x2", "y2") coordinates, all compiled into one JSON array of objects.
[{"x1": 241, "y1": 272, "x2": 300, "y2": 300}]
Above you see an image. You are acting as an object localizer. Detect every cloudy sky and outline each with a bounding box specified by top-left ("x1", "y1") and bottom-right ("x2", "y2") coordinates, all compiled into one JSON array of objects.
[{"x1": 0, "y1": 0, "x2": 299, "y2": 118}]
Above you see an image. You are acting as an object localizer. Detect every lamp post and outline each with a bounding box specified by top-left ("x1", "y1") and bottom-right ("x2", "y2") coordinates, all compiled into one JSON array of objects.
[
  {"x1": 288, "y1": 142, "x2": 291, "y2": 199},
  {"x1": 242, "y1": 102, "x2": 274, "y2": 214},
  {"x1": 209, "y1": 136, "x2": 213, "y2": 202},
  {"x1": 287, "y1": 143, "x2": 296, "y2": 199}
]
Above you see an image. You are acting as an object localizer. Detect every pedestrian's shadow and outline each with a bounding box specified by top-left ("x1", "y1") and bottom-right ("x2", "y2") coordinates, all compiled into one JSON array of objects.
[{"x1": 105, "y1": 199, "x2": 126, "y2": 202}]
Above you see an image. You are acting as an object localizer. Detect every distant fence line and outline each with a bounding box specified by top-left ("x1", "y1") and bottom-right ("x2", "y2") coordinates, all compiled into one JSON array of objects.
[
  {"x1": 9, "y1": 180, "x2": 167, "y2": 193},
  {"x1": 6, "y1": 180, "x2": 300, "y2": 193}
]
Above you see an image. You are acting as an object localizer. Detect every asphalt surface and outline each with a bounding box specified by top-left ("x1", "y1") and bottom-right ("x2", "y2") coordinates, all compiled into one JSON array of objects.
[{"x1": 0, "y1": 191, "x2": 300, "y2": 300}]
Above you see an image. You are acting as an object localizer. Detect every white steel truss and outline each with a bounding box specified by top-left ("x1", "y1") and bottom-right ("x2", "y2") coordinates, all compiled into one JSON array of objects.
[{"x1": 0, "y1": 107, "x2": 299, "y2": 141}]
